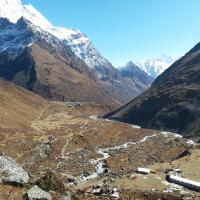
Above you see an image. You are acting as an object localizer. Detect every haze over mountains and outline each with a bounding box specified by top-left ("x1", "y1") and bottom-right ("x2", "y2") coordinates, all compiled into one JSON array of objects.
[{"x1": 0, "y1": 0, "x2": 155, "y2": 105}]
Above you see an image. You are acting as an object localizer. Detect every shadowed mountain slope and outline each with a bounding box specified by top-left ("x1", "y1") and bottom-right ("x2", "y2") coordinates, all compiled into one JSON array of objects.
[{"x1": 106, "y1": 42, "x2": 200, "y2": 140}]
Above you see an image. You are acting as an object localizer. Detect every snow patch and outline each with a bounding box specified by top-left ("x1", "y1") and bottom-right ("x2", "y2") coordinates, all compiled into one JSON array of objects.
[
  {"x1": 0, "y1": 0, "x2": 23, "y2": 23},
  {"x1": 132, "y1": 125, "x2": 141, "y2": 129},
  {"x1": 22, "y1": 4, "x2": 52, "y2": 29}
]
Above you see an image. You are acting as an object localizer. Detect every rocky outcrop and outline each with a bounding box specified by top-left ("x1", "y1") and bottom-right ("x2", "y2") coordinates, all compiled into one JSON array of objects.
[
  {"x1": 24, "y1": 185, "x2": 52, "y2": 200},
  {"x1": 0, "y1": 155, "x2": 29, "y2": 185}
]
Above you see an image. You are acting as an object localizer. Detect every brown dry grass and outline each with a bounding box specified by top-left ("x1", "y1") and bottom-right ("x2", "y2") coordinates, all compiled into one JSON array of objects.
[
  {"x1": 0, "y1": 79, "x2": 47, "y2": 129},
  {"x1": 0, "y1": 97, "x2": 199, "y2": 200}
]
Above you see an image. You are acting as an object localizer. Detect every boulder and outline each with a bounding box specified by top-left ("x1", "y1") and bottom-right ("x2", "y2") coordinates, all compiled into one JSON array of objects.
[
  {"x1": 24, "y1": 185, "x2": 52, "y2": 200},
  {"x1": 0, "y1": 155, "x2": 29, "y2": 185}
]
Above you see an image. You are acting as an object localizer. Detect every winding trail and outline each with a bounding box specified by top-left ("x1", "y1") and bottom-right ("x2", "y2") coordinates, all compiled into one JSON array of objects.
[
  {"x1": 30, "y1": 104, "x2": 50, "y2": 133},
  {"x1": 60, "y1": 133, "x2": 74, "y2": 159},
  {"x1": 93, "y1": 134, "x2": 157, "y2": 164}
]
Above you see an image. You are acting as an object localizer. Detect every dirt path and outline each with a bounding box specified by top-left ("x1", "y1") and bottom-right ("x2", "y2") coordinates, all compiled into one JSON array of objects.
[
  {"x1": 60, "y1": 133, "x2": 74, "y2": 159},
  {"x1": 30, "y1": 104, "x2": 51, "y2": 133}
]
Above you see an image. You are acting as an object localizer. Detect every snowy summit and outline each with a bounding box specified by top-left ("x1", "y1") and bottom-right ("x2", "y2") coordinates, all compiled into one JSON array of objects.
[
  {"x1": 136, "y1": 55, "x2": 176, "y2": 78},
  {"x1": 0, "y1": 0, "x2": 110, "y2": 69}
]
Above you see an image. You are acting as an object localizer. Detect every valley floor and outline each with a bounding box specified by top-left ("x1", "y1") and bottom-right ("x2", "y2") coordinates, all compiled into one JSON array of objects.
[{"x1": 0, "y1": 102, "x2": 199, "y2": 200}]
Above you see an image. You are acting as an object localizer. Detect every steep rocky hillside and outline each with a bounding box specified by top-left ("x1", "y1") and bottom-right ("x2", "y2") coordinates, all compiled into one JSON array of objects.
[
  {"x1": 0, "y1": 0, "x2": 151, "y2": 105},
  {"x1": 106, "y1": 42, "x2": 200, "y2": 141},
  {"x1": 118, "y1": 61, "x2": 154, "y2": 87}
]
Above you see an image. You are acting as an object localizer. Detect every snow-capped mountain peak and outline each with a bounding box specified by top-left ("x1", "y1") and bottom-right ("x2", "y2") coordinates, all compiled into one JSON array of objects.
[
  {"x1": 0, "y1": 0, "x2": 23, "y2": 23},
  {"x1": 0, "y1": 0, "x2": 111, "y2": 70},
  {"x1": 136, "y1": 55, "x2": 176, "y2": 78},
  {"x1": 0, "y1": 0, "x2": 155, "y2": 104},
  {"x1": 22, "y1": 5, "x2": 53, "y2": 29},
  {"x1": 0, "y1": 0, "x2": 52, "y2": 29},
  {"x1": 118, "y1": 61, "x2": 154, "y2": 86},
  {"x1": 125, "y1": 61, "x2": 138, "y2": 68},
  {"x1": 48, "y1": 27, "x2": 109, "y2": 68}
]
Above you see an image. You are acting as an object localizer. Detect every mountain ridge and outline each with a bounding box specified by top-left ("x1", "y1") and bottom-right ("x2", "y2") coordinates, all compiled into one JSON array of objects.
[
  {"x1": 118, "y1": 61, "x2": 154, "y2": 86},
  {"x1": 0, "y1": 0, "x2": 151, "y2": 104},
  {"x1": 106, "y1": 43, "x2": 200, "y2": 140}
]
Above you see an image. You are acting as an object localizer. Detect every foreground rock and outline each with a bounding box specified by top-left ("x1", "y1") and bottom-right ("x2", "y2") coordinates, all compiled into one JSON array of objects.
[
  {"x1": 0, "y1": 155, "x2": 29, "y2": 185},
  {"x1": 24, "y1": 185, "x2": 52, "y2": 200},
  {"x1": 60, "y1": 192, "x2": 72, "y2": 200}
]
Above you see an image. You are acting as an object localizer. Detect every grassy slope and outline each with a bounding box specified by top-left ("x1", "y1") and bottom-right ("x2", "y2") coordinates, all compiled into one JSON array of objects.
[{"x1": 0, "y1": 79, "x2": 47, "y2": 129}]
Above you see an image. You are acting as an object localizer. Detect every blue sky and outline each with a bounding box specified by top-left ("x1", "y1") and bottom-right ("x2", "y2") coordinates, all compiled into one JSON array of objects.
[{"x1": 22, "y1": 0, "x2": 200, "y2": 66}]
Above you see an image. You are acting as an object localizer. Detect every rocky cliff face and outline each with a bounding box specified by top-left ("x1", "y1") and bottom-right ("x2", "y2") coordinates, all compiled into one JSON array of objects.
[{"x1": 118, "y1": 61, "x2": 154, "y2": 86}]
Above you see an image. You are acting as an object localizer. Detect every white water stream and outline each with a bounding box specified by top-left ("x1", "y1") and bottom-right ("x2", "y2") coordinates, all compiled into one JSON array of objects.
[{"x1": 79, "y1": 134, "x2": 157, "y2": 182}]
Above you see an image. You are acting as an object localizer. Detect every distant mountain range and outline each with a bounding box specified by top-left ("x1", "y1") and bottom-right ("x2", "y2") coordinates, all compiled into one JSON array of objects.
[
  {"x1": 0, "y1": 0, "x2": 153, "y2": 104},
  {"x1": 136, "y1": 55, "x2": 176, "y2": 78},
  {"x1": 106, "y1": 43, "x2": 200, "y2": 141},
  {"x1": 118, "y1": 61, "x2": 154, "y2": 86}
]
